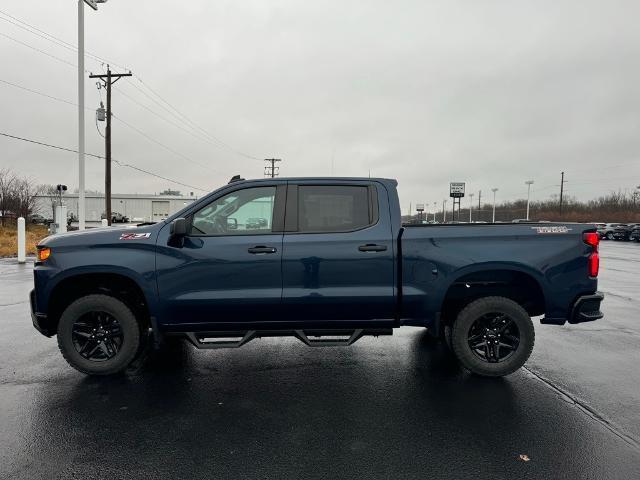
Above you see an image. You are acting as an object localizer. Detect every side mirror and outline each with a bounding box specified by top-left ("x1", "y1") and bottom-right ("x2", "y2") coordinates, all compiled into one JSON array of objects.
[
  {"x1": 227, "y1": 218, "x2": 238, "y2": 230},
  {"x1": 170, "y1": 217, "x2": 187, "y2": 237}
]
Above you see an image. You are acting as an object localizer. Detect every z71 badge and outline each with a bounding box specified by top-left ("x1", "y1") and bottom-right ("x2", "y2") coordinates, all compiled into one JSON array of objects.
[
  {"x1": 119, "y1": 232, "x2": 151, "y2": 240},
  {"x1": 531, "y1": 226, "x2": 571, "y2": 234}
]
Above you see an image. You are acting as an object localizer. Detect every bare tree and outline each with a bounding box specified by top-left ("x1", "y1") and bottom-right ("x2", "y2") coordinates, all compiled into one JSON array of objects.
[
  {"x1": 13, "y1": 177, "x2": 41, "y2": 219},
  {"x1": 0, "y1": 168, "x2": 17, "y2": 226}
]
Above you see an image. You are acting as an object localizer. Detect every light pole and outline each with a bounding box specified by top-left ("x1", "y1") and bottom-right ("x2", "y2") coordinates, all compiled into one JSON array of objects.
[
  {"x1": 78, "y1": 0, "x2": 107, "y2": 230},
  {"x1": 525, "y1": 180, "x2": 534, "y2": 220},
  {"x1": 433, "y1": 202, "x2": 437, "y2": 222},
  {"x1": 469, "y1": 193, "x2": 474, "y2": 222},
  {"x1": 491, "y1": 188, "x2": 498, "y2": 223},
  {"x1": 443, "y1": 199, "x2": 447, "y2": 223}
]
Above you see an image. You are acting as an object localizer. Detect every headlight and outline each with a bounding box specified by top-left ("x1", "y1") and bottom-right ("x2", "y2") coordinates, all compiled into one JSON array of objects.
[{"x1": 37, "y1": 247, "x2": 51, "y2": 262}]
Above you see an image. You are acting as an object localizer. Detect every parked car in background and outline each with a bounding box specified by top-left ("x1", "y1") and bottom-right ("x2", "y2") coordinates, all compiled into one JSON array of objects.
[
  {"x1": 613, "y1": 224, "x2": 635, "y2": 241},
  {"x1": 592, "y1": 223, "x2": 606, "y2": 235},
  {"x1": 599, "y1": 223, "x2": 622, "y2": 240},
  {"x1": 101, "y1": 211, "x2": 129, "y2": 223},
  {"x1": 245, "y1": 217, "x2": 268, "y2": 230},
  {"x1": 630, "y1": 225, "x2": 640, "y2": 242},
  {"x1": 511, "y1": 219, "x2": 530, "y2": 223},
  {"x1": 30, "y1": 214, "x2": 47, "y2": 225}
]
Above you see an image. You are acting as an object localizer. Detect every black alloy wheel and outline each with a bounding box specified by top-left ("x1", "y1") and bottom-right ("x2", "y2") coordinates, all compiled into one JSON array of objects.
[
  {"x1": 451, "y1": 296, "x2": 535, "y2": 377},
  {"x1": 57, "y1": 294, "x2": 141, "y2": 375},
  {"x1": 467, "y1": 313, "x2": 520, "y2": 363},
  {"x1": 72, "y1": 311, "x2": 123, "y2": 362}
]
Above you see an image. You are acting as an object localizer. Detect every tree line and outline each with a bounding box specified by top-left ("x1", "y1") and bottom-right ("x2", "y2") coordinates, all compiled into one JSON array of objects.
[{"x1": 406, "y1": 190, "x2": 640, "y2": 224}]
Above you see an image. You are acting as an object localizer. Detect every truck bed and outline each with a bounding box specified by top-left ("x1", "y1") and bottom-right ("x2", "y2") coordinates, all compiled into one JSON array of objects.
[{"x1": 399, "y1": 222, "x2": 598, "y2": 325}]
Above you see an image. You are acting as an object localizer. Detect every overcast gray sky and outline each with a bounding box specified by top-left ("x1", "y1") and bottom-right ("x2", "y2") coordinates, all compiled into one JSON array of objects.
[{"x1": 1, "y1": 0, "x2": 639, "y2": 212}]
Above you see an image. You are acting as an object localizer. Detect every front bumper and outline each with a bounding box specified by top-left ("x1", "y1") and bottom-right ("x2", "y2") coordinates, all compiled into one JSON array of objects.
[
  {"x1": 30, "y1": 289, "x2": 55, "y2": 337},
  {"x1": 541, "y1": 292, "x2": 604, "y2": 325}
]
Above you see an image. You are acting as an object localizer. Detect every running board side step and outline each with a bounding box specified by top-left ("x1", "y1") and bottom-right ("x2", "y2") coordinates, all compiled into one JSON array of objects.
[{"x1": 181, "y1": 329, "x2": 392, "y2": 350}]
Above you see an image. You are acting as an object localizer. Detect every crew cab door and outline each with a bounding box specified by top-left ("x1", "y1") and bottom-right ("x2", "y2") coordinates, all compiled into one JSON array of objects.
[
  {"x1": 156, "y1": 184, "x2": 285, "y2": 328},
  {"x1": 280, "y1": 181, "x2": 395, "y2": 323}
]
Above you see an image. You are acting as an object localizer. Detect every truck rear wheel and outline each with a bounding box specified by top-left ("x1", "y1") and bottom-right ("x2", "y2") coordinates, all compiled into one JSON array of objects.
[
  {"x1": 451, "y1": 296, "x2": 534, "y2": 377},
  {"x1": 57, "y1": 294, "x2": 141, "y2": 375}
]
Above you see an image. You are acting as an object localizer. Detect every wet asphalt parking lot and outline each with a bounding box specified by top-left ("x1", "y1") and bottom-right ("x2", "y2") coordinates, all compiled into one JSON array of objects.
[{"x1": 1, "y1": 241, "x2": 639, "y2": 479}]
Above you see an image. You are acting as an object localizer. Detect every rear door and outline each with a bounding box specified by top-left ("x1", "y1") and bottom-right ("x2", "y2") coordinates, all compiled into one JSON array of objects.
[{"x1": 280, "y1": 181, "x2": 395, "y2": 323}]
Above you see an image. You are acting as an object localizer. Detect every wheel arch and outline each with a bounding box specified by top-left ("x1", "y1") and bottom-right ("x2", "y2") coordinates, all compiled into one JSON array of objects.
[
  {"x1": 438, "y1": 263, "x2": 547, "y2": 325},
  {"x1": 45, "y1": 270, "x2": 155, "y2": 336}
]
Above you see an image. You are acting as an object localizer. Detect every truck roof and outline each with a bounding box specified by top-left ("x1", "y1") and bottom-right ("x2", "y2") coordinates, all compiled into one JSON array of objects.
[{"x1": 228, "y1": 176, "x2": 397, "y2": 185}]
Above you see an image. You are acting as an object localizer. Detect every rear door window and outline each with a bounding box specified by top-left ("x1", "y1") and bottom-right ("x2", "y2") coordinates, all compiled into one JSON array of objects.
[{"x1": 297, "y1": 185, "x2": 373, "y2": 233}]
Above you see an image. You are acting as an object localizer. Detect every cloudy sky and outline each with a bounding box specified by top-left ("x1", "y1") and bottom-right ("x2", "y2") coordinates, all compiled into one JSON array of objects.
[{"x1": 1, "y1": 0, "x2": 639, "y2": 212}]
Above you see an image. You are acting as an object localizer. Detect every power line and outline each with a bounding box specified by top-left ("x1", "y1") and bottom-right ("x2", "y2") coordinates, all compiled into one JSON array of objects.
[
  {"x1": 1, "y1": 30, "x2": 262, "y2": 164},
  {"x1": 0, "y1": 76, "x2": 224, "y2": 177},
  {"x1": 123, "y1": 78, "x2": 242, "y2": 155},
  {"x1": 111, "y1": 113, "x2": 227, "y2": 175},
  {"x1": 0, "y1": 131, "x2": 207, "y2": 192},
  {"x1": 1, "y1": 8, "x2": 262, "y2": 164},
  {"x1": 114, "y1": 84, "x2": 244, "y2": 153},
  {"x1": 0, "y1": 131, "x2": 102, "y2": 158},
  {"x1": 0, "y1": 77, "x2": 80, "y2": 108},
  {"x1": 0, "y1": 8, "x2": 126, "y2": 69},
  {"x1": 0, "y1": 31, "x2": 79, "y2": 69},
  {"x1": 129, "y1": 76, "x2": 262, "y2": 161}
]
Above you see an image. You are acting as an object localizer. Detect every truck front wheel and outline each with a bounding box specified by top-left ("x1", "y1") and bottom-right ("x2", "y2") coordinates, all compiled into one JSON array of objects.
[
  {"x1": 57, "y1": 294, "x2": 141, "y2": 375},
  {"x1": 451, "y1": 296, "x2": 535, "y2": 377}
]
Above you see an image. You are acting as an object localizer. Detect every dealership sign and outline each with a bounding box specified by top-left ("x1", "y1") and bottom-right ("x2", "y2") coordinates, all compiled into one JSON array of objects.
[
  {"x1": 416, "y1": 203, "x2": 425, "y2": 212},
  {"x1": 450, "y1": 182, "x2": 465, "y2": 198}
]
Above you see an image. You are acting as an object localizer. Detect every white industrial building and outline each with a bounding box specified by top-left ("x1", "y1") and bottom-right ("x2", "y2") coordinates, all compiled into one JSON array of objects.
[{"x1": 34, "y1": 193, "x2": 198, "y2": 223}]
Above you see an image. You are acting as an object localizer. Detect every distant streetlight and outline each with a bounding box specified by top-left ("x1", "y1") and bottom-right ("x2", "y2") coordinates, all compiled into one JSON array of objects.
[
  {"x1": 525, "y1": 180, "x2": 534, "y2": 220},
  {"x1": 78, "y1": 0, "x2": 108, "y2": 230},
  {"x1": 443, "y1": 199, "x2": 447, "y2": 223},
  {"x1": 491, "y1": 188, "x2": 498, "y2": 223},
  {"x1": 433, "y1": 202, "x2": 437, "y2": 222},
  {"x1": 469, "y1": 193, "x2": 475, "y2": 222}
]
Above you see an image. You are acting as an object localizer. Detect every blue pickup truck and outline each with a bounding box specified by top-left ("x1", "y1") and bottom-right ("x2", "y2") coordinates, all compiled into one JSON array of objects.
[{"x1": 30, "y1": 177, "x2": 604, "y2": 377}]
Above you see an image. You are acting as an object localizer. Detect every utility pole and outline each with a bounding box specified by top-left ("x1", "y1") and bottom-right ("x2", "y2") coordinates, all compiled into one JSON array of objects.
[
  {"x1": 469, "y1": 193, "x2": 474, "y2": 222},
  {"x1": 264, "y1": 158, "x2": 282, "y2": 178},
  {"x1": 559, "y1": 171, "x2": 566, "y2": 216},
  {"x1": 443, "y1": 199, "x2": 447, "y2": 223},
  {"x1": 90, "y1": 67, "x2": 132, "y2": 225}
]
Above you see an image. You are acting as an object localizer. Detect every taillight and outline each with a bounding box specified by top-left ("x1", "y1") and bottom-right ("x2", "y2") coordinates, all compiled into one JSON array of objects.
[
  {"x1": 583, "y1": 232, "x2": 599, "y2": 277},
  {"x1": 589, "y1": 252, "x2": 599, "y2": 277},
  {"x1": 583, "y1": 232, "x2": 599, "y2": 248}
]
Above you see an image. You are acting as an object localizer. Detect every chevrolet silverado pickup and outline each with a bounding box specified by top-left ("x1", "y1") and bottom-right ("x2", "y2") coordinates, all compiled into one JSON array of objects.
[{"x1": 30, "y1": 177, "x2": 604, "y2": 377}]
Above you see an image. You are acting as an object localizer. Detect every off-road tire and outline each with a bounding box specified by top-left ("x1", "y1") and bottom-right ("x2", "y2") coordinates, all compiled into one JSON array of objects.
[
  {"x1": 451, "y1": 296, "x2": 535, "y2": 377},
  {"x1": 57, "y1": 294, "x2": 141, "y2": 375}
]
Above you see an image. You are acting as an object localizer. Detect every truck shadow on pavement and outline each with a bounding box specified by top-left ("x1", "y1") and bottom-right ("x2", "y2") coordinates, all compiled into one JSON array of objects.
[{"x1": 21, "y1": 330, "x2": 632, "y2": 480}]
